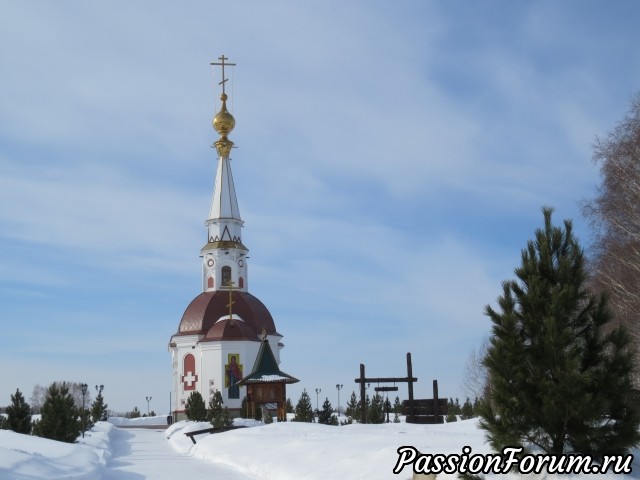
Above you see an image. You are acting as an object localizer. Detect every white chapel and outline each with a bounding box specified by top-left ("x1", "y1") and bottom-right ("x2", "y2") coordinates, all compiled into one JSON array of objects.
[{"x1": 168, "y1": 57, "x2": 287, "y2": 419}]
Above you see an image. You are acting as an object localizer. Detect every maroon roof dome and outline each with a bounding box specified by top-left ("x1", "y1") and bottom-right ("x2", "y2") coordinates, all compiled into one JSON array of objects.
[
  {"x1": 203, "y1": 317, "x2": 259, "y2": 342},
  {"x1": 177, "y1": 291, "x2": 278, "y2": 337}
]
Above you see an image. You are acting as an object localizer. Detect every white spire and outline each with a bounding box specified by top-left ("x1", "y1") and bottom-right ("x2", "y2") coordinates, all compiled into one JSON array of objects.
[
  {"x1": 205, "y1": 153, "x2": 244, "y2": 245},
  {"x1": 209, "y1": 156, "x2": 241, "y2": 220},
  {"x1": 201, "y1": 152, "x2": 248, "y2": 294},
  {"x1": 201, "y1": 55, "x2": 248, "y2": 294}
]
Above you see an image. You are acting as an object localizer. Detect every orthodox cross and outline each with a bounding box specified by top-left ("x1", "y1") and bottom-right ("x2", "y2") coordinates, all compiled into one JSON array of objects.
[
  {"x1": 225, "y1": 280, "x2": 240, "y2": 324},
  {"x1": 210, "y1": 54, "x2": 236, "y2": 95}
]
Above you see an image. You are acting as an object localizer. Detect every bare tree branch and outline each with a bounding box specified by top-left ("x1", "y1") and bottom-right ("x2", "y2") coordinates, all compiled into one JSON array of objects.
[{"x1": 583, "y1": 93, "x2": 640, "y2": 385}]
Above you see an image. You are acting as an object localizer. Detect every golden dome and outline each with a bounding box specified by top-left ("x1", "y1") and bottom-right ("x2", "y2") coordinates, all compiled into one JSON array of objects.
[{"x1": 213, "y1": 93, "x2": 235, "y2": 136}]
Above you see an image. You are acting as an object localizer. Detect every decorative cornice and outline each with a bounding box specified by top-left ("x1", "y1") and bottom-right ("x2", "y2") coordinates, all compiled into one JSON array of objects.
[{"x1": 201, "y1": 240, "x2": 248, "y2": 252}]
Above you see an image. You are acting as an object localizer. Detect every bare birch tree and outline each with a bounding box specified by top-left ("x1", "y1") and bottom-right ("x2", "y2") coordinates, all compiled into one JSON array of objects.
[
  {"x1": 583, "y1": 93, "x2": 640, "y2": 382},
  {"x1": 462, "y1": 336, "x2": 489, "y2": 401}
]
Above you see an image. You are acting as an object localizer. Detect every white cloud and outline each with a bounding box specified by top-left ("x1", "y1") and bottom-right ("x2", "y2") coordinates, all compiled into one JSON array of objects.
[{"x1": 0, "y1": 158, "x2": 202, "y2": 274}]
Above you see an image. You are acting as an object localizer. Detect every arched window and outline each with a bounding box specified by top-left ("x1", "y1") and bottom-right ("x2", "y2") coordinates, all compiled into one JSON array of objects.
[
  {"x1": 182, "y1": 354, "x2": 197, "y2": 391},
  {"x1": 207, "y1": 276, "x2": 214, "y2": 289},
  {"x1": 239, "y1": 277, "x2": 244, "y2": 288},
  {"x1": 222, "y1": 266, "x2": 231, "y2": 286}
]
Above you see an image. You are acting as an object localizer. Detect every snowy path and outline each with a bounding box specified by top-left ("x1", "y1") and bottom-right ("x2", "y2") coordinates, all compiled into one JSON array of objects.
[{"x1": 103, "y1": 427, "x2": 254, "y2": 480}]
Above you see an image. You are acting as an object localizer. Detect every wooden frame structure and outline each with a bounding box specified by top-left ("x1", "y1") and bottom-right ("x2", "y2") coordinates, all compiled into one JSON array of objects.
[
  {"x1": 355, "y1": 352, "x2": 447, "y2": 423},
  {"x1": 355, "y1": 352, "x2": 417, "y2": 424}
]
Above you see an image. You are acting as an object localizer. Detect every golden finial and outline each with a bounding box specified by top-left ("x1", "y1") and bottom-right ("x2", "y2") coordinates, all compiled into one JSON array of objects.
[{"x1": 210, "y1": 55, "x2": 236, "y2": 157}]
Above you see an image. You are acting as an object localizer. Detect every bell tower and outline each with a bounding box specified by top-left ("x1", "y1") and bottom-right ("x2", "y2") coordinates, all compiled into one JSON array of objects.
[
  {"x1": 201, "y1": 55, "x2": 249, "y2": 293},
  {"x1": 170, "y1": 56, "x2": 288, "y2": 420}
]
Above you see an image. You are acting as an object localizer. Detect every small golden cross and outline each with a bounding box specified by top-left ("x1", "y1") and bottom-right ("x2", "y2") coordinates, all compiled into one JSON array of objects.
[
  {"x1": 210, "y1": 54, "x2": 236, "y2": 95},
  {"x1": 225, "y1": 280, "x2": 240, "y2": 324}
]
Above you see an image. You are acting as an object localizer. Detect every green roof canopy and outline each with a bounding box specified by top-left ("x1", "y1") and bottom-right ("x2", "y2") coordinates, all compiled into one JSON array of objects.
[{"x1": 238, "y1": 338, "x2": 299, "y2": 385}]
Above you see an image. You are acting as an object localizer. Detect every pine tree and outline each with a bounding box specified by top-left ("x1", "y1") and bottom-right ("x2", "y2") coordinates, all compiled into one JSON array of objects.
[
  {"x1": 286, "y1": 397, "x2": 294, "y2": 414},
  {"x1": 460, "y1": 397, "x2": 474, "y2": 420},
  {"x1": 480, "y1": 208, "x2": 640, "y2": 457},
  {"x1": 208, "y1": 391, "x2": 226, "y2": 427},
  {"x1": 454, "y1": 398, "x2": 461, "y2": 415},
  {"x1": 240, "y1": 396, "x2": 248, "y2": 418},
  {"x1": 185, "y1": 391, "x2": 207, "y2": 422},
  {"x1": 345, "y1": 391, "x2": 359, "y2": 420},
  {"x1": 393, "y1": 396, "x2": 402, "y2": 414},
  {"x1": 367, "y1": 393, "x2": 385, "y2": 424},
  {"x1": 293, "y1": 389, "x2": 314, "y2": 422},
  {"x1": 90, "y1": 392, "x2": 108, "y2": 423},
  {"x1": 318, "y1": 397, "x2": 338, "y2": 425},
  {"x1": 33, "y1": 382, "x2": 80, "y2": 443},
  {"x1": 472, "y1": 396, "x2": 481, "y2": 417},
  {"x1": 127, "y1": 406, "x2": 141, "y2": 418},
  {"x1": 221, "y1": 405, "x2": 232, "y2": 427},
  {"x1": 446, "y1": 398, "x2": 458, "y2": 423},
  {"x1": 6, "y1": 389, "x2": 32, "y2": 434}
]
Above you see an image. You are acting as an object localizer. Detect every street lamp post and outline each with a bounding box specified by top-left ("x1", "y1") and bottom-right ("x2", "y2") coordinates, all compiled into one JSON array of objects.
[
  {"x1": 336, "y1": 384, "x2": 343, "y2": 418},
  {"x1": 80, "y1": 383, "x2": 88, "y2": 438},
  {"x1": 314, "y1": 388, "x2": 321, "y2": 412},
  {"x1": 145, "y1": 396, "x2": 152, "y2": 415}
]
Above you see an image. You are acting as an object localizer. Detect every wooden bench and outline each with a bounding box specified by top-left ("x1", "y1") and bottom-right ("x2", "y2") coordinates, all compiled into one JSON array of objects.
[
  {"x1": 402, "y1": 398, "x2": 448, "y2": 424},
  {"x1": 184, "y1": 425, "x2": 246, "y2": 444}
]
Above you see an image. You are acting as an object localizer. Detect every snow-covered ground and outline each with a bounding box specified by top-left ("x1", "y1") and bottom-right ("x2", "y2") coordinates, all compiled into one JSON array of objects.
[
  {"x1": 1, "y1": 417, "x2": 639, "y2": 479},
  {"x1": 106, "y1": 415, "x2": 171, "y2": 427}
]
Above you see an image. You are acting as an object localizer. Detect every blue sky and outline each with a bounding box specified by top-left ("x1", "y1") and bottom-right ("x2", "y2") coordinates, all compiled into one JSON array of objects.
[{"x1": 1, "y1": 1, "x2": 639, "y2": 413}]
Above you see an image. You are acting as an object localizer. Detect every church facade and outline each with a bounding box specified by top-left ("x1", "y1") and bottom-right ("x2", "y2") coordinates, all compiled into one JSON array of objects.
[{"x1": 169, "y1": 58, "x2": 284, "y2": 419}]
